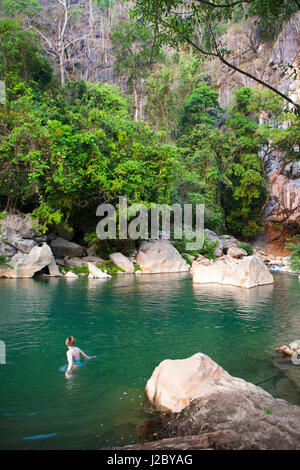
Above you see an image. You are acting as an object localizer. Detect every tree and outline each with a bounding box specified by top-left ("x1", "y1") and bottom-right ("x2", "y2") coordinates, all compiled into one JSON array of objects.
[
  {"x1": 178, "y1": 81, "x2": 221, "y2": 135},
  {"x1": 175, "y1": 124, "x2": 234, "y2": 232},
  {"x1": 145, "y1": 54, "x2": 208, "y2": 137},
  {"x1": 0, "y1": 78, "x2": 177, "y2": 228},
  {"x1": 0, "y1": 19, "x2": 52, "y2": 95},
  {"x1": 112, "y1": 21, "x2": 162, "y2": 121},
  {"x1": 132, "y1": 0, "x2": 300, "y2": 109}
]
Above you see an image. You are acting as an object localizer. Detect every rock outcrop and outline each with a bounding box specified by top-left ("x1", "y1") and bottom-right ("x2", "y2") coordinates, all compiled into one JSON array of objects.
[
  {"x1": 0, "y1": 213, "x2": 44, "y2": 257},
  {"x1": 206, "y1": 14, "x2": 300, "y2": 110},
  {"x1": 256, "y1": 156, "x2": 300, "y2": 255},
  {"x1": 146, "y1": 353, "x2": 259, "y2": 413},
  {"x1": 144, "y1": 353, "x2": 300, "y2": 450},
  {"x1": 50, "y1": 237, "x2": 84, "y2": 258},
  {"x1": 64, "y1": 256, "x2": 103, "y2": 268},
  {"x1": 203, "y1": 230, "x2": 240, "y2": 258},
  {"x1": 192, "y1": 255, "x2": 274, "y2": 288},
  {"x1": 136, "y1": 240, "x2": 190, "y2": 274},
  {"x1": 0, "y1": 243, "x2": 55, "y2": 278},
  {"x1": 0, "y1": 213, "x2": 61, "y2": 278},
  {"x1": 65, "y1": 270, "x2": 78, "y2": 278},
  {"x1": 227, "y1": 245, "x2": 247, "y2": 259},
  {"x1": 124, "y1": 431, "x2": 241, "y2": 450},
  {"x1": 109, "y1": 252, "x2": 135, "y2": 273},
  {"x1": 204, "y1": 13, "x2": 300, "y2": 254}
]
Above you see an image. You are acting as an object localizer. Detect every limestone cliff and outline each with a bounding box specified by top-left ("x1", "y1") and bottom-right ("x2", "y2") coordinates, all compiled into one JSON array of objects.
[{"x1": 205, "y1": 15, "x2": 300, "y2": 253}]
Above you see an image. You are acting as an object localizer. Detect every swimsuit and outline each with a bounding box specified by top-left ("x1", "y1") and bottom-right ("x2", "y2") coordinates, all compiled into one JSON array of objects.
[{"x1": 72, "y1": 357, "x2": 83, "y2": 368}]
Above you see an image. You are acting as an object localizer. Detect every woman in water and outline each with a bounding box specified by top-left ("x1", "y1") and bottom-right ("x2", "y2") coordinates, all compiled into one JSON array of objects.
[{"x1": 65, "y1": 336, "x2": 94, "y2": 377}]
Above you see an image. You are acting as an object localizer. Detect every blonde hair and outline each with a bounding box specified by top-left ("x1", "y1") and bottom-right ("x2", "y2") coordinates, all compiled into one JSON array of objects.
[{"x1": 65, "y1": 336, "x2": 76, "y2": 347}]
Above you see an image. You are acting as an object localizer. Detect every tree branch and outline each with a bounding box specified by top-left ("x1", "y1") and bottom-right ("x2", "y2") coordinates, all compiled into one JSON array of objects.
[
  {"x1": 161, "y1": 19, "x2": 218, "y2": 57},
  {"x1": 208, "y1": 23, "x2": 300, "y2": 109},
  {"x1": 218, "y1": 54, "x2": 299, "y2": 108},
  {"x1": 195, "y1": 0, "x2": 245, "y2": 8},
  {"x1": 293, "y1": 0, "x2": 300, "y2": 10}
]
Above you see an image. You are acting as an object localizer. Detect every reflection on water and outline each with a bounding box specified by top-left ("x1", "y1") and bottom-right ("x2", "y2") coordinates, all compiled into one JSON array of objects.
[
  {"x1": 0, "y1": 272, "x2": 299, "y2": 449},
  {"x1": 193, "y1": 281, "x2": 274, "y2": 311}
]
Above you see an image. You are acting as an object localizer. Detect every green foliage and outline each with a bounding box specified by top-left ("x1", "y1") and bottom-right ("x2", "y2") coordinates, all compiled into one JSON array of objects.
[
  {"x1": 175, "y1": 233, "x2": 218, "y2": 260},
  {"x1": 224, "y1": 87, "x2": 266, "y2": 237},
  {"x1": 247, "y1": 0, "x2": 298, "y2": 38},
  {"x1": 0, "y1": 0, "x2": 41, "y2": 18},
  {"x1": 182, "y1": 253, "x2": 192, "y2": 266},
  {"x1": 1, "y1": 12, "x2": 299, "y2": 247},
  {"x1": 0, "y1": 71, "x2": 177, "y2": 231},
  {"x1": 60, "y1": 265, "x2": 89, "y2": 275},
  {"x1": 0, "y1": 18, "x2": 52, "y2": 96},
  {"x1": 96, "y1": 0, "x2": 114, "y2": 11},
  {"x1": 98, "y1": 260, "x2": 125, "y2": 275},
  {"x1": 0, "y1": 255, "x2": 11, "y2": 265},
  {"x1": 134, "y1": 263, "x2": 141, "y2": 272},
  {"x1": 132, "y1": 0, "x2": 298, "y2": 108},
  {"x1": 286, "y1": 236, "x2": 300, "y2": 272},
  {"x1": 112, "y1": 20, "x2": 162, "y2": 119},
  {"x1": 145, "y1": 54, "x2": 209, "y2": 138},
  {"x1": 174, "y1": 125, "x2": 234, "y2": 233},
  {"x1": 239, "y1": 242, "x2": 254, "y2": 256},
  {"x1": 178, "y1": 82, "x2": 221, "y2": 135}
]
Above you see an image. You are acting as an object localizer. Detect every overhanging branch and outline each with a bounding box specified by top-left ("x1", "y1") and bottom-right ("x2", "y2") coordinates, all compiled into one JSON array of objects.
[
  {"x1": 195, "y1": 0, "x2": 246, "y2": 8},
  {"x1": 208, "y1": 22, "x2": 300, "y2": 109}
]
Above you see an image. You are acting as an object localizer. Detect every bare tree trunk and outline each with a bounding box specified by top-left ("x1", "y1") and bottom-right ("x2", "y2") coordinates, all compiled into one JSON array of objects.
[
  {"x1": 89, "y1": 0, "x2": 94, "y2": 30},
  {"x1": 133, "y1": 84, "x2": 139, "y2": 121},
  {"x1": 59, "y1": 51, "x2": 65, "y2": 84},
  {"x1": 58, "y1": 0, "x2": 69, "y2": 85}
]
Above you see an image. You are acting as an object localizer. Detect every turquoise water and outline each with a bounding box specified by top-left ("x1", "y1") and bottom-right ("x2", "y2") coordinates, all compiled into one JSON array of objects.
[{"x1": 0, "y1": 272, "x2": 300, "y2": 449}]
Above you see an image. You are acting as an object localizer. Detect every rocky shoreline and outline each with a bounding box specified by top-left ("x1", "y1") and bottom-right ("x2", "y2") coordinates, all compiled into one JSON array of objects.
[{"x1": 0, "y1": 212, "x2": 298, "y2": 284}]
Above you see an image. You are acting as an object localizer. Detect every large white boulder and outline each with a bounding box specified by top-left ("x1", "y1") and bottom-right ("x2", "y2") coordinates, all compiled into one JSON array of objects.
[
  {"x1": 145, "y1": 353, "x2": 264, "y2": 413},
  {"x1": 0, "y1": 243, "x2": 53, "y2": 278},
  {"x1": 87, "y1": 262, "x2": 111, "y2": 279},
  {"x1": 109, "y1": 252, "x2": 134, "y2": 273},
  {"x1": 65, "y1": 270, "x2": 78, "y2": 278},
  {"x1": 193, "y1": 255, "x2": 274, "y2": 288},
  {"x1": 227, "y1": 246, "x2": 247, "y2": 258},
  {"x1": 144, "y1": 353, "x2": 300, "y2": 450},
  {"x1": 136, "y1": 240, "x2": 190, "y2": 274}
]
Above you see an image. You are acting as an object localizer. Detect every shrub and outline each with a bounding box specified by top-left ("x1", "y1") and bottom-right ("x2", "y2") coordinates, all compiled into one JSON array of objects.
[
  {"x1": 286, "y1": 236, "x2": 300, "y2": 272},
  {"x1": 175, "y1": 233, "x2": 218, "y2": 260},
  {"x1": 98, "y1": 260, "x2": 125, "y2": 275},
  {"x1": 182, "y1": 253, "x2": 192, "y2": 266},
  {"x1": 239, "y1": 242, "x2": 254, "y2": 256},
  {"x1": 0, "y1": 255, "x2": 10, "y2": 265}
]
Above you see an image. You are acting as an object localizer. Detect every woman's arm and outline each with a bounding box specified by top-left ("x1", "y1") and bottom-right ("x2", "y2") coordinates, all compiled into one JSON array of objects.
[
  {"x1": 80, "y1": 349, "x2": 91, "y2": 360},
  {"x1": 65, "y1": 350, "x2": 73, "y2": 377},
  {"x1": 80, "y1": 349, "x2": 96, "y2": 360}
]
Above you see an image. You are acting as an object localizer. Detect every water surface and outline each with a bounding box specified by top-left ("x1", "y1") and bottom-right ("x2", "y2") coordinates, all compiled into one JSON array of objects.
[{"x1": 0, "y1": 272, "x2": 299, "y2": 449}]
